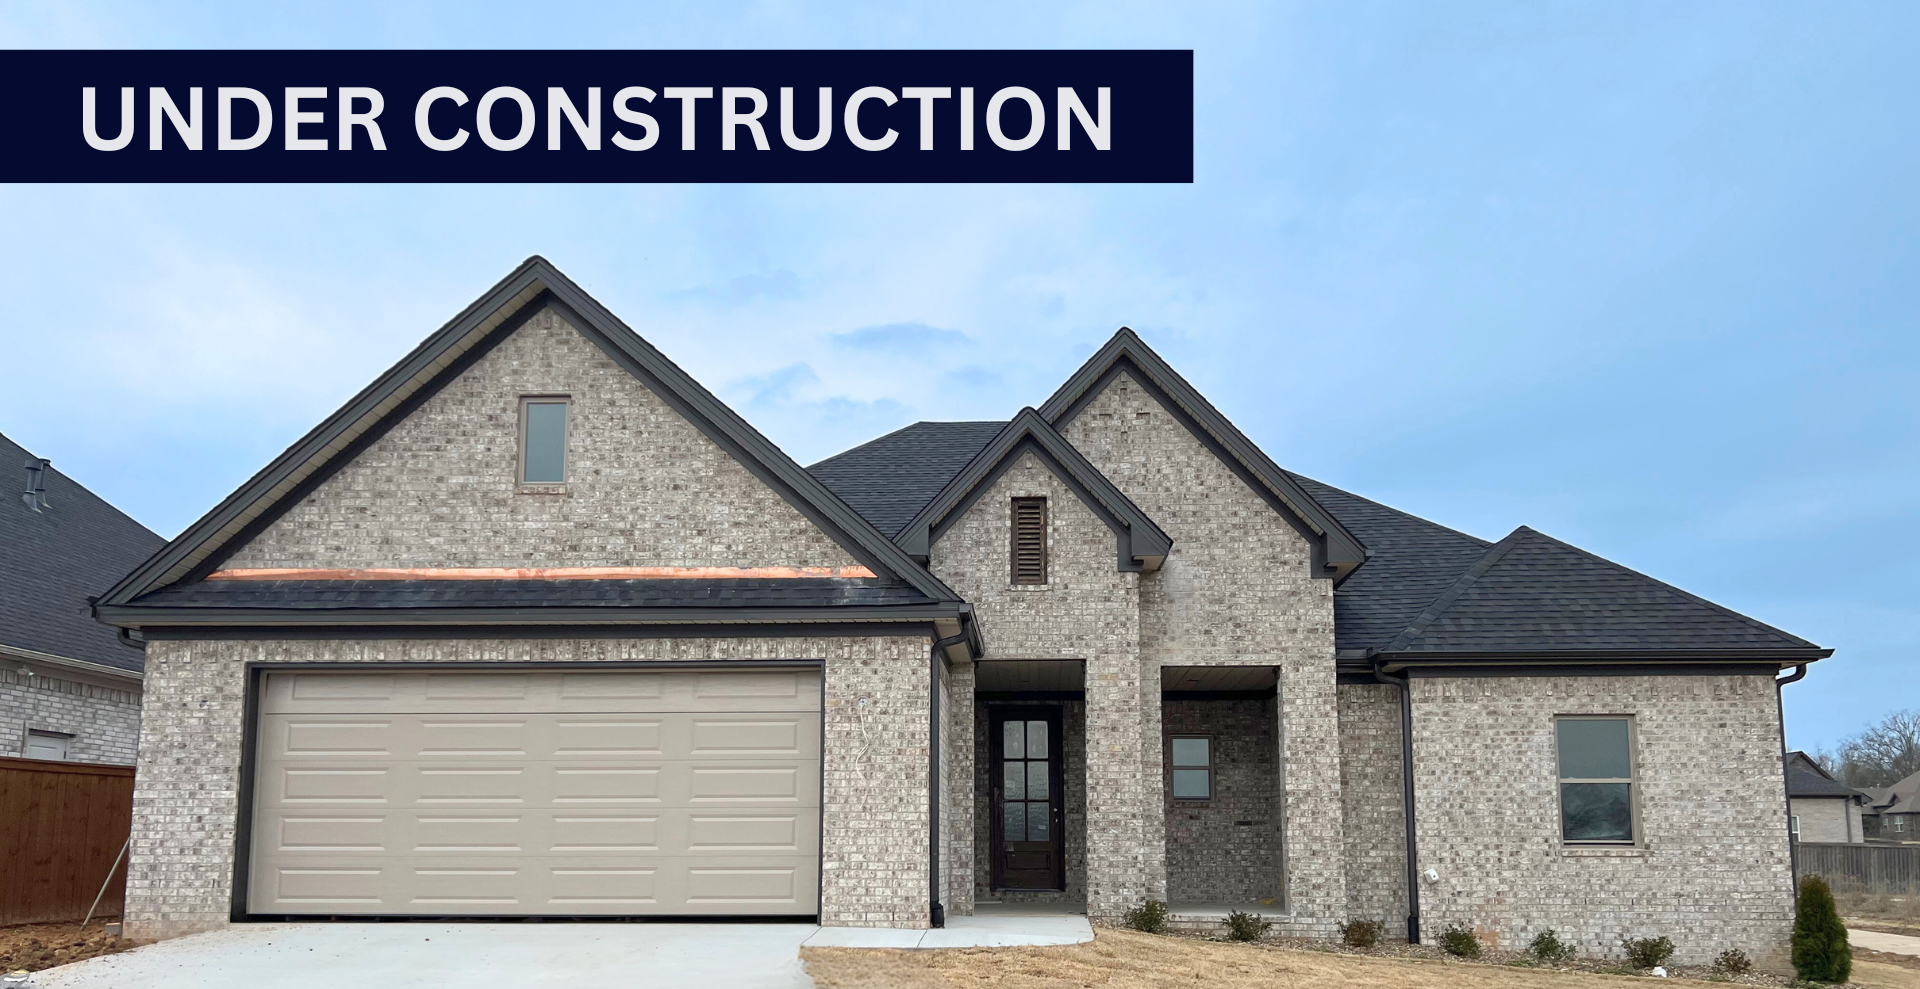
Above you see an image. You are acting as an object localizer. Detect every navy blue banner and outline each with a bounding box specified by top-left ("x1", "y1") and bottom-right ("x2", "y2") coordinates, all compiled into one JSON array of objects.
[{"x1": 0, "y1": 50, "x2": 1191, "y2": 183}]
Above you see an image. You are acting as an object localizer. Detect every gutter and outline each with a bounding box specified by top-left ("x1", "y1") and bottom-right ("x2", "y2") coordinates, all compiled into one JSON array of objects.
[
  {"x1": 930, "y1": 630, "x2": 970, "y2": 929},
  {"x1": 1371, "y1": 654, "x2": 1420, "y2": 944},
  {"x1": 1776, "y1": 663, "x2": 1808, "y2": 903},
  {"x1": 0, "y1": 643, "x2": 143, "y2": 685}
]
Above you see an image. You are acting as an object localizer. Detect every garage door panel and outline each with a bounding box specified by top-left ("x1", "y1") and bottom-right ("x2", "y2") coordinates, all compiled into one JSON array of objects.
[{"x1": 251, "y1": 669, "x2": 821, "y2": 917}]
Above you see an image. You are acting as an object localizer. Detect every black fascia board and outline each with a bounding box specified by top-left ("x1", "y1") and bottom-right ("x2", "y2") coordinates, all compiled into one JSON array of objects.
[
  {"x1": 96, "y1": 256, "x2": 964, "y2": 613},
  {"x1": 1036, "y1": 329, "x2": 1367, "y2": 581},
  {"x1": 895, "y1": 408, "x2": 1173, "y2": 572}
]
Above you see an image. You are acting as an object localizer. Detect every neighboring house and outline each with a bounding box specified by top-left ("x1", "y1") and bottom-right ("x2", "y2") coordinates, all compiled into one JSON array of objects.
[
  {"x1": 2, "y1": 431, "x2": 165, "y2": 764},
  {"x1": 1784, "y1": 751, "x2": 1866, "y2": 843},
  {"x1": 1862, "y1": 771, "x2": 1920, "y2": 842},
  {"x1": 94, "y1": 258, "x2": 1830, "y2": 965}
]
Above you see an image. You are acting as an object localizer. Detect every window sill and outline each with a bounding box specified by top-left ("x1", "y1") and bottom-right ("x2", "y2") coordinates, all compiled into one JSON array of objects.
[
  {"x1": 1006, "y1": 583, "x2": 1053, "y2": 592},
  {"x1": 1560, "y1": 846, "x2": 1650, "y2": 858},
  {"x1": 516, "y1": 483, "x2": 570, "y2": 495}
]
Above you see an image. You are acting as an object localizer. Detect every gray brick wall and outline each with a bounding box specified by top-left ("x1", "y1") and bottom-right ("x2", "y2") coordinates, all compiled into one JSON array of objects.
[
  {"x1": 1789, "y1": 797, "x2": 1857, "y2": 844},
  {"x1": 226, "y1": 306, "x2": 858, "y2": 571},
  {"x1": 1337, "y1": 683, "x2": 1408, "y2": 932},
  {"x1": 125, "y1": 634, "x2": 930, "y2": 941},
  {"x1": 1059, "y1": 372, "x2": 1343, "y2": 932},
  {"x1": 1162, "y1": 698, "x2": 1282, "y2": 905},
  {"x1": 0, "y1": 667, "x2": 141, "y2": 765},
  {"x1": 944, "y1": 661, "x2": 976, "y2": 915},
  {"x1": 1409, "y1": 674, "x2": 1795, "y2": 965}
]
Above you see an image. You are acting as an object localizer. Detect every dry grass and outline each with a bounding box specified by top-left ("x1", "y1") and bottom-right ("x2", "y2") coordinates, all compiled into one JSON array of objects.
[
  {"x1": 1835, "y1": 883, "x2": 1920, "y2": 928},
  {"x1": 0, "y1": 921, "x2": 135, "y2": 973},
  {"x1": 804, "y1": 928, "x2": 1850, "y2": 989}
]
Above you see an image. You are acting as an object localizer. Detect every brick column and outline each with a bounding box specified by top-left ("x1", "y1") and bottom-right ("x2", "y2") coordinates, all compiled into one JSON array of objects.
[
  {"x1": 1277, "y1": 656, "x2": 1347, "y2": 935},
  {"x1": 945, "y1": 662, "x2": 976, "y2": 916},
  {"x1": 1084, "y1": 648, "x2": 1157, "y2": 920}
]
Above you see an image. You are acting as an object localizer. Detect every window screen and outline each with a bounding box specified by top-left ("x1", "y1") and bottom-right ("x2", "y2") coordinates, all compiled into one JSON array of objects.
[
  {"x1": 1170, "y1": 735, "x2": 1211, "y2": 800},
  {"x1": 522, "y1": 400, "x2": 568, "y2": 483},
  {"x1": 1557, "y1": 717, "x2": 1635, "y2": 843},
  {"x1": 1011, "y1": 498, "x2": 1047, "y2": 585}
]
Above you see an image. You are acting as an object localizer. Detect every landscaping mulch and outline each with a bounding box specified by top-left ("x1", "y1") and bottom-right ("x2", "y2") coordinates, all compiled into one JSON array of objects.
[{"x1": 0, "y1": 922, "x2": 136, "y2": 974}]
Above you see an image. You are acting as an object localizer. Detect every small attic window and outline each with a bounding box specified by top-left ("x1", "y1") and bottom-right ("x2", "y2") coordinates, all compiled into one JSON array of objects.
[
  {"x1": 1011, "y1": 497, "x2": 1047, "y2": 585},
  {"x1": 520, "y1": 398, "x2": 569, "y2": 484}
]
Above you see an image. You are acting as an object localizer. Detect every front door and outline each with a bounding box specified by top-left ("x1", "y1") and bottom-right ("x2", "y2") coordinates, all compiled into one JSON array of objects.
[{"x1": 990, "y1": 707, "x2": 1064, "y2": 891}]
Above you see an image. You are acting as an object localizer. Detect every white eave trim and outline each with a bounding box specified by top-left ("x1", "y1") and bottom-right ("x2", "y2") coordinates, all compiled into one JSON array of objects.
[{"x1": 0, "y1": 642, "x2": 144, "y2": 684}]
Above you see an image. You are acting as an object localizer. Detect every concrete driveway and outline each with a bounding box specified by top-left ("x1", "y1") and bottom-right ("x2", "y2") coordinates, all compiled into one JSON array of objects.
[{"x1": 31, "y1": 923, "x2": 817, "y2": 989}]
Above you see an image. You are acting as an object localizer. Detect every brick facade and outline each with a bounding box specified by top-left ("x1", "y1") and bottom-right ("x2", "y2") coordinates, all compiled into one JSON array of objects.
[
  {"x1": 1789, "y1": 796, "x2": 1860, "y2": 844},
  {"x1": 1162, "y1": 698, "x2": 1282, "y2": 905},
  {"x1": 1409, "y1": 674, "x2": 1794, "y2": 965},
  {"x1": 1337, "y1": 683, "x2": 1409, "y2": 932},
  {"x1": 0, "y1": 666, "x2": 141, "y2": 765}
]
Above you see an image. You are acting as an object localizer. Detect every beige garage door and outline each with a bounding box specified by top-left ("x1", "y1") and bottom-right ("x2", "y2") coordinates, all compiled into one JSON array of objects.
[{"x1": 247, "y1": 667, "x2": 821, "y2": 917}]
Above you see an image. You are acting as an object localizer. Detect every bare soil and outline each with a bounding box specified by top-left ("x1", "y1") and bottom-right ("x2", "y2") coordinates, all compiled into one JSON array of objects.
[
  {"x1": 0, "y1": 921, "x2": 136, "y2": 974},
  {"x1": 802, "y1": 928, "x2": 1906, "y2": 989}
]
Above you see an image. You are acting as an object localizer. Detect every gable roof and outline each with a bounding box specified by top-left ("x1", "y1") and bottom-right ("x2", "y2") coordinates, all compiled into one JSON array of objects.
[
  {"x1": 1, "y1": 431, "x2": 165, "y2": 673},
  {"x1": 808, "y1": 421, "x2": 1006, "y2": 538},
  {"x1": 1786, "y1": 751, "x2": 1863, "y2": 800},
  {"x1": 95, "y1": 257, "x2": 964, "y2": 619},
  {"x1": 892, "y1": 408, "x2": 1173, "y2": 571},
  {"x1": 1864, "y1": 770, "x2": 1920, "y2": 814},
  {"x1": 1038, "y1": 328, "x2": 1367, "y2": 581},
  {"x1": 1374, "y1": 525, "x2": 1829, "y2": 665}
]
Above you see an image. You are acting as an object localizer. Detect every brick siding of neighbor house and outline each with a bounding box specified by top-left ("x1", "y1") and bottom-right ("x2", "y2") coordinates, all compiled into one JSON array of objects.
[
  {"x1": 1059, "y1": 372, "x2": 1344, "y2": 934},
  {"x1": 1409, "y1": 674, "x2": 1795, "y2": 966},
  {"x1": 1162, "y1": 698, "x2": 1282, "y2": 905},
  {"x1": 930, "y1": 451, "x2": 1144, "y2": 919},
  {"x1": 124, "y1": 634, "x2": 931, "y2": 940},
  {"x1": 1337, "y1": 683, "x2": 1410, "y2": 933},
  {"x1": 0, "y1": 666, "x2": 141, "y2": 765},
  {"x1": 224, "y1": 306, "x2": 859, "y2": 572},
  {"x1": 972, "y1": 698, "x2": 1088, "y2": 905},
  {"x1": 1789, "y1": 797, "x2": 1857, "y2": 844}
]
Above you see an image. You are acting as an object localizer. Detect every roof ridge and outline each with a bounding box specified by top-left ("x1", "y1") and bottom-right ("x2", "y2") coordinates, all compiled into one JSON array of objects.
[
  {"x1": 807, "y1": 420, "x2": 1006, "y2": 471},
  {"x1": 1510, "y1": 525, "x2": 1816, "y2": 648},
  {"x1": 1380, "y1": 527, "x2": 1527, "y2": 653}
]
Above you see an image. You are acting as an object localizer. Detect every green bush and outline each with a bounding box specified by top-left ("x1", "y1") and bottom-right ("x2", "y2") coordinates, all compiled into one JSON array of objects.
[
  {"x1": 1792, "y1": 875, "x2": 1852, "y2": 983},
  {"x1": 1439, "y1": 925, "x2": 1481, "y2": 959},
  {"x1": 1339, "y1": 919, "x2": 1384, "y2": 948},
  {"x1": 1528, "y1": 929, "x2": 1576, "y2": 964},
  {"x1": 1712, "y1": 948, "x2": 1752, "y2": 976},
  {"x1": 1621, "y1": 935, "x2": 1674, "y2": 970},
  {"x1": 1124, "y1": 899, "x2": 1169, "y2": 935},
  {"x1": 1225, "y1": 910, "x2": 1272, "y2": 942}
]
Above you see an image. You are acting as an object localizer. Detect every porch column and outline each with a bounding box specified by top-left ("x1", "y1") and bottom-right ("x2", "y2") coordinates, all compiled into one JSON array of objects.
[
  {"x1": 1084, "y1": 648, "x2": 1160, "y2": 920},
  {"x1": 1277, "y1": 655, "x2": 1348, "y2": 933},
  {"x1": 945, "y1": 661, "x2": 976, "y2": 916}
]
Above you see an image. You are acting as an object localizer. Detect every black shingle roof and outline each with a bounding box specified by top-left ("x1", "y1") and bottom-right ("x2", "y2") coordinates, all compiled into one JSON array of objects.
[
  {"x1": 808, "y1": 421, "x2": 1005, "y2": 537},
  {"x1": 126, "y1": 578, "x2": 940, "y2": 612},
  {"x1": 0, "y1": 432, "x2": 165, "y2": 672},
  {"x1": 1785, "y1": 751, "x2": 1860, "y2": 799}
]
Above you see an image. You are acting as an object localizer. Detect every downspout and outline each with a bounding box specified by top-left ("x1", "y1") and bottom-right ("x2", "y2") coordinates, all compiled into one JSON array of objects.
[
  {"x1": 931, "y1": 630, "x2": 969, "y2": 929},
  {"x1": 1372, "y1": 654, "x2": 1421, "y2": 945},
  {"x1": 1776, "y1": 663, "x2": 1808, "y2": 905}
]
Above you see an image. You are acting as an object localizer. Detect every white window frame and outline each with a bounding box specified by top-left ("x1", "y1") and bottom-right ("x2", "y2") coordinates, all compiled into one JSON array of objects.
[
  {"x1": 1553, "y1": 714, "x2": 1642, "y2": 846},
  {"x1": 1789, "y1": 815, "x2": 1801, "y2": 842}
]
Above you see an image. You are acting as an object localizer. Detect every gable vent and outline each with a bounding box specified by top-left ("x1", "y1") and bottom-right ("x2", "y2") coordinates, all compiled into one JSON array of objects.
[{"x1": 1012, "y1": 497, "x2": 1047, "y2": 585}]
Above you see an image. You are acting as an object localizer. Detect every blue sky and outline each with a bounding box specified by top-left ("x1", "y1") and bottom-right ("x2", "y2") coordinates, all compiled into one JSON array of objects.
[{"x1": 2, "y1": 2, "x2": 1913, "y2": 752}]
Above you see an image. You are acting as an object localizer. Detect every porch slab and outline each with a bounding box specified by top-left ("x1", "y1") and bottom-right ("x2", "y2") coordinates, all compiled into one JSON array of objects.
[{"x1": 802, "y1": 913, "x2": 1094, "y2": 949}]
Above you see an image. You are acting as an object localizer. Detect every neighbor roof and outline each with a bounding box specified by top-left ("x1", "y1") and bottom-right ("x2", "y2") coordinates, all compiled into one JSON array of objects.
[
  {"x1": 1785, "y1": 751, "x2": 1862, "y2": 800},
  {"x1": 1, "y1": 432, "x2": 165, "y2": 672}
]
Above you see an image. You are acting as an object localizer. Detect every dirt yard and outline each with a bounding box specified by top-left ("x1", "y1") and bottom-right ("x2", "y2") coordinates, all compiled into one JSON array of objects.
[
  {"x1": 802, "y1": 928, "x2": 1914, "y2": 989},
  {"x1": 0, "y1": 922, "x2": 135, "y2": 973}
]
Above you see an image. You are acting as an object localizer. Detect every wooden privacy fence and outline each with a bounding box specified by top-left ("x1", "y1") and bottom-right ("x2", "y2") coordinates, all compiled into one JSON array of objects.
[
  {"x1": 0, "y1": 756, "x2": 135, "y2": 926},
  {"x1": 1794, "y1": 840, "x2": 1920, "y2": 893}
]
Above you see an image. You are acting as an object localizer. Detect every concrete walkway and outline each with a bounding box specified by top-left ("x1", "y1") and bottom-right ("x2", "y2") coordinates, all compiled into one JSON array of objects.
[
  {"x1": 801, "y1": 912, "x2": 1095, "y2": 949},
  {"x1": 1850, "y1": 927, "x2": 1920, "y2": 958},
  {"x1": 32, "y1": 923, "x2": 818, "y2": 989}
]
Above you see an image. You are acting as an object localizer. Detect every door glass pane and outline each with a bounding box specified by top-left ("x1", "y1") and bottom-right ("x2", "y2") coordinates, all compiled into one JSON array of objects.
[
  {"x1": 1171, "y1": 737, "x2": 1209, "y2": 768},
  {"x1": 1560, "y1": 782, "x2": 1633, "y2": 841},
  {"x1": 1027, "y1": 762, "x2": 1049, "y2": 801},
  {"x1": 1027, "y1": 721, "x2": 1048, "y2": 759},
  {"x1": 1557, "y1": 719, "x2": 1630, "y2": 779},
  {"x1": 1027, "y1": 801, "x2": 1051, "y2": 841},
  {"x1": 1003, "y1": 760, "x2": 1026, "y2": 800},
  {"x1": 1003, "y1": 720, "x2": 1024, "y2": 759},
  {"x1": 1003, "y1": 800, "x2": 1026, "y2": 842},
  {"x1": 1172, "y1": 768, "x2": 1211, "y2": 799}
]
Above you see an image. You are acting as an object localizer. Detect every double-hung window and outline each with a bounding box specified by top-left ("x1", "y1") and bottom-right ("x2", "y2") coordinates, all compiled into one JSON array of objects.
[{"x1": 1556, "y1": 716, "x2": 1638, "y2": 844}]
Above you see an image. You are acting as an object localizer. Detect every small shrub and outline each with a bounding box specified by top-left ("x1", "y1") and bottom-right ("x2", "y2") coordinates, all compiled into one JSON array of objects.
[
  {"x1": 1529, "y1": 928, "x2": 1576, "y2": 964},
  {"x1": 1712, "y1": 948, "x2": 1752, "y2": 976},
  {"x1": 1339, "y1": 919, "x2": 1383, "y2": 948},
  {"x1": 1123, "y1": 899, "x2": 1169, "y2": 935},
  {"x1": 1439, "y1": 925, "x2": 1482, "y2": 959},
  {"x1": 1225, "y1": 910, "x2": 1272, "y2": 942},
  {"x1": 1792, "y1": 875, "x2": 1852, "y2": 983},
  {"x1": 1621, "y1": 935, "x2": 1675, "y2": 970}
]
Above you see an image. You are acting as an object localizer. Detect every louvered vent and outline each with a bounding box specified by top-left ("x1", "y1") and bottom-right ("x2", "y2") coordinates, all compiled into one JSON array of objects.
[{"x1": 1011, "y1": 497, "x2": 1048, "y2": 585}]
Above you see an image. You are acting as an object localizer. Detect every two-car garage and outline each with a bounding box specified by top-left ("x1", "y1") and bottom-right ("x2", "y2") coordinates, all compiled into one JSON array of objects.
[{"x1": 244, "y1": 667, "x2": 822, "y2": 918}]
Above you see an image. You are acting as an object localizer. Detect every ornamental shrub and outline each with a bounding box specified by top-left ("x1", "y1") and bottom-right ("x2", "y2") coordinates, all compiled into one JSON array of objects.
[
  {"x1": 1225, "y1": 910, "x2": 1272, "y2": 942},
  {"x1": 1440, "y1": 925, "x2": 1482, "y2": 959},
  {"x1": 1621, "y1": 935, "x2": 1674, "y2": 970},
  {"x1": 1712, "y1": 948, "x2": 1752, "y2": 976},
  {"x1": 1529, "y1": 929, "x2": 1576, "y2": 964},
  {"x1": 1792, "y1": 875, "x2": 1852, "y2": 983},
  {"x1": 1339, "y1": 919, "x2": 1384, "y2": 948},
  {"x1": 1124, "y1": 899, "x2": 1169, "y2": 935}
]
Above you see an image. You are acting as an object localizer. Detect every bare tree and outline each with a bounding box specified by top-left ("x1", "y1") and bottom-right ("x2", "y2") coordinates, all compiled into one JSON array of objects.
[{"x1": 1833, "y1": 709, "x2": 1920, "y2": 788}]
